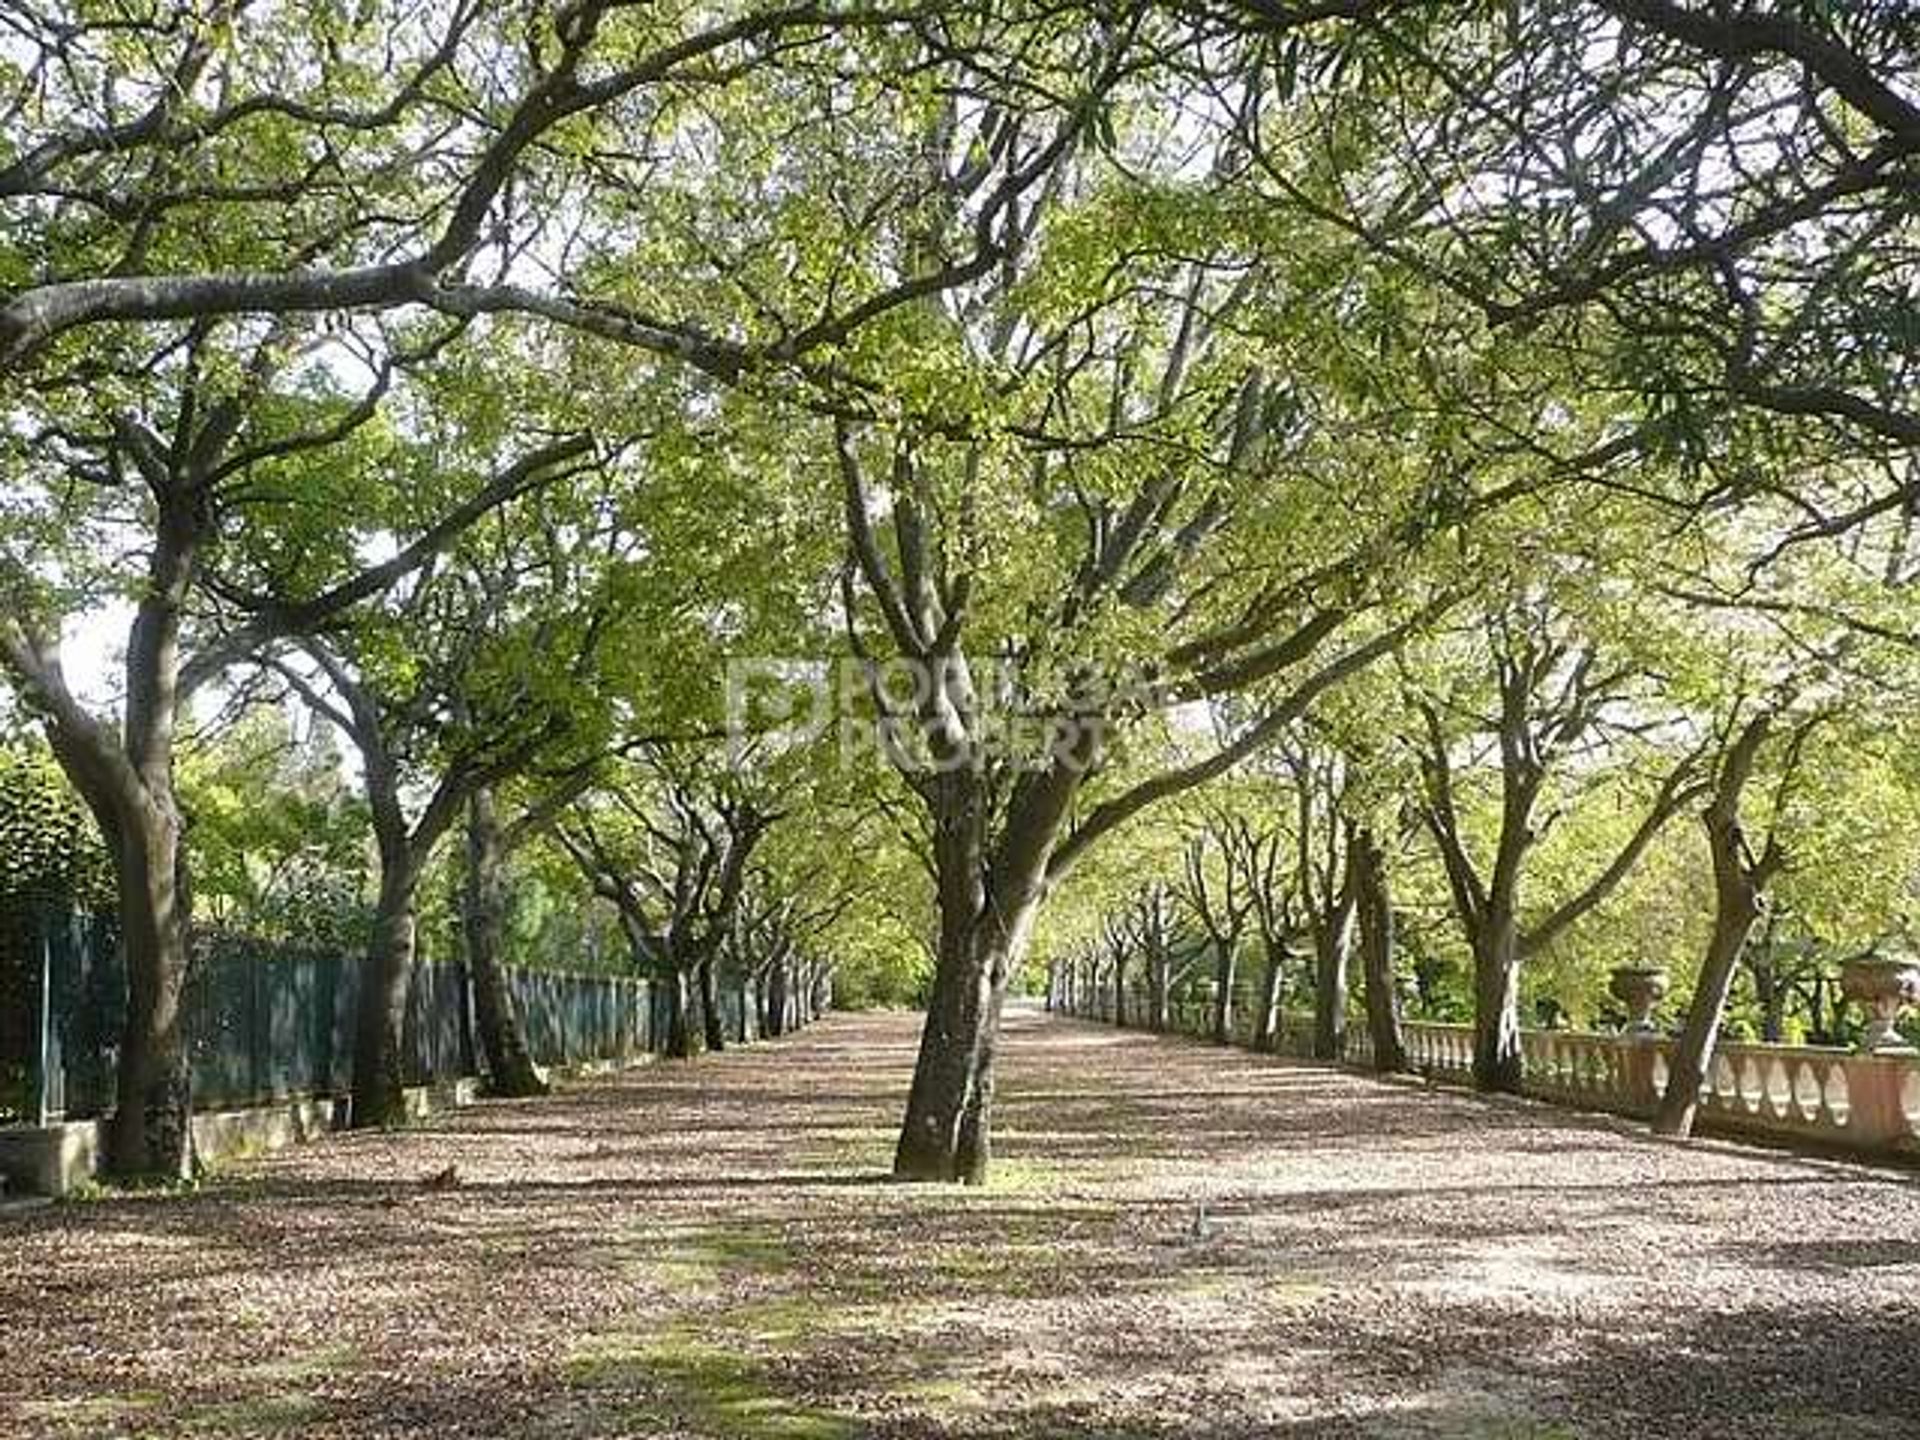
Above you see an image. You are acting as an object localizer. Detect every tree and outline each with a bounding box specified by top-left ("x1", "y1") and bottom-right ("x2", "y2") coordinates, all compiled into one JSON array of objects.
[
  {"x1": 1210, "y1": 810, "x2": 1295, "y2": 1053},
  {"x1": 1412, "y1": 600, "x2": 1711, "y2": 1091},
  {"x1": 460, "y1": 770, "x2": 603, "y2": 1098},
  {"x1": 1347, "y1": 817, "x2": 1408, "y2": 1072},
  {"x1": 561, "y1": 754, "x2": 775, "y2": 1059},
  {"x1": 1235, "y1": 2, "x2": 1919, "y2": 496},
  {"x1": 0, "y1": 742, "x2": 113, "y2": 908},
  {"x1": 0, "y1": 316, "x2": 572, "y2": 1173},
  {"x1": 263, "y1": 453, "x2": 619, "y2": 1123},
  {"x1": 1174, "y1": 819, "x2": 1261, "y2": 1045},
  {"x1": 176, "y1": 706, "x2": 370, "y2": 947},
  {"x1": 1129, "y1": 884, "x2": 1182, "y2": 1035},
  {"x1": 818, "y1": 124, "x2": 1478, "y2": 1177},
  {"x1": 1654, "y1": 707, "x2": 1810, "y2": 1138},
  {"x1": 1281, "y1": 738, "x2": 1358, "y2": 1060}
]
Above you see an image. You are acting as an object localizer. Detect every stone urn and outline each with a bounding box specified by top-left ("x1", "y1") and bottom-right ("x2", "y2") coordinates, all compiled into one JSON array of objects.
[
  {"x1": 1841, "y1": 952, "x2": 1920, "y2": 1054},
  {"x1": 1608, "y1": 965, "x2": 1670, "y2": 1037}
]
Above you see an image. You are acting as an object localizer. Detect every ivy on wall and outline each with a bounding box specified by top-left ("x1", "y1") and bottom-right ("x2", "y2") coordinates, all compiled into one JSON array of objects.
[{"x1": 0, "y1": 744, "x2": 113, "y2": 908}]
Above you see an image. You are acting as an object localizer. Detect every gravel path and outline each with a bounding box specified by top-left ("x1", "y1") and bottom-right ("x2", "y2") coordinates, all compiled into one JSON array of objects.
[{"x1": 4, "y1": 1005, "x2": 1919, "y2": 1438}]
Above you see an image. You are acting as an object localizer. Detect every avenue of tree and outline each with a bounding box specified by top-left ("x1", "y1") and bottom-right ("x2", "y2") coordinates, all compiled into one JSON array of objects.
[{"x1": 1, "y1": 1, "x2": 1916, "y2": 1179}]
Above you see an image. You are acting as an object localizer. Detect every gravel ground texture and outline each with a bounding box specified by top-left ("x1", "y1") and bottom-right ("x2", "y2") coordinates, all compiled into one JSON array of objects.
[{"x1": 4, "y1": 1004, "x2": 1919, "y2": 1439}]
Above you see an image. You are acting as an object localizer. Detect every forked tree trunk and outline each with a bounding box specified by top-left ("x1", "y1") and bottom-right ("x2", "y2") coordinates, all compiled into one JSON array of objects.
[
  {"x1": 1351, "y1": 826, "x2": 1408, "y2": 1073},
  {"x1": 1655, "y1": 717, "x2": 1775, "y2": 1139},
  {"x1": 1472, "y1": 921, "x2": 1524, "y2": 1092},
  {"x1": 894, "y1": 934, "x2": 1013, "y2": 1183},
  {"x1": 698, "y1": 954, "x2": 727, "y2": 1053},
  {"x1": 353, "y1": 864, "x2": 419, "y2": 1127},
  {"x1": 462, "y1": 793, "x2": 546, "y2": 1098},
  {"x1": 894, "y1": 879, "x2": 1039, "y2": 1183}
]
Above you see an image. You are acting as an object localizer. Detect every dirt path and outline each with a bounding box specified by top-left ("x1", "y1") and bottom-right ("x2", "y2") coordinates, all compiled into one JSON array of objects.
[{"x1": 4, "y1": 1005, "x2": 1919, "y2": 1438}]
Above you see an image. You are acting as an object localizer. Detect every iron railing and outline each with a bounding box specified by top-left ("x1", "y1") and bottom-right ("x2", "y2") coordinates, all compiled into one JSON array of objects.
[{"x1": 1, "y1": 904, "x2": 667, "y2": 1125}]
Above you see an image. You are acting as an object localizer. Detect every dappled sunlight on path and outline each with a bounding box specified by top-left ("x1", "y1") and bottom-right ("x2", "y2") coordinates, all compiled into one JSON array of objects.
[{"x1": 4, "y1": 1006, "x2": 1919, "y2": 1437}]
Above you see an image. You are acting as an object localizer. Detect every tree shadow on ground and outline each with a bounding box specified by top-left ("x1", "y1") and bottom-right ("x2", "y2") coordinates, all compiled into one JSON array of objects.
[{"x1": 5, "y1": 1010, "x2": 1920, "y2": 1440}]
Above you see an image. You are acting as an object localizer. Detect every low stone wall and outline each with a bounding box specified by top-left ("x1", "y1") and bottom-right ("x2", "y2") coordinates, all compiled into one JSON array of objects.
[
  {"x1": 0, "y1": 1079, "x2": 474, "y2": 1198},
  {"x1": 1058, "y1": 998, "x2": 1920, "y2": 1164}
]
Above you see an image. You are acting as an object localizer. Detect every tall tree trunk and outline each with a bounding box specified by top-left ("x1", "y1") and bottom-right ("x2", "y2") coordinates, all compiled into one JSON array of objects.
[
  {"x1": 9, "y1": 497, "x2": 204, "y2": 1179},
  {"x1": 462, "y1": 792, "x2": 546, "y2": 1098},
  {"x1": 893, "y1": 731, "x2": 1080, "y2": 1183},
  {"x1": 1112, "y1": 954, "x2": 1128, "y2": 1028},
  {"x1": 1210, "y1": 938, "x2": 1237, "y2": 1043},
  {"x1": 664, "y1": 966, "x2": 695, "y2": 1059},
  {"x1": 101, "y1": 801, "x2": 195, "y2": 1179},
  {"x1": 698, "y1": 953, "x2": 726, "y2": 1053},
  {"x1": 1654, "y1": 716, "x2": 1775, "y2": 1139},
  {"x1": 1352, "y1": 825, "x2": 1408, "y2": 1073},
  {"x1": 353, "y1": 864, "x2": 418, "y2": 1127},
  {"x1": 1253, "y1": 940, "x2": 1285, "y2": 1053},
  {"x1": 894, "y1": 805, "x2": 1043, "y2": 1184},
  {"x1": 1148, "y1": 949, "x2": 1168, "y2": 1031},
  {"x1": 1472, "y1": 920, "x2": 1524, "y2": 1092},
  {"x1": 895, "y1": 923, "x2": 1017, "y2": 1182},
  {"x1": 1312, "y1": 921, "x2": 1352, "y2": 1060},
  {"x1": 765, "y1": 957, "x2": 788, "y2": 1038},
  {"x1": 1757, "y1": 965, "x2": 1786, "y2": 1043}
]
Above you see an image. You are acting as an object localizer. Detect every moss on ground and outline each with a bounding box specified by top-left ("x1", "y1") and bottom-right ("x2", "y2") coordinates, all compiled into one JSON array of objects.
[
  {"x1": 16, "y1": 1392, "x2": 164, "y2": 1432},
  {"x1": 182, "y1": 1393, "x2": 327, "y2": 1434},
  {"x1": 565, "y1": 1328, "x2": 856, "y2": 1439}
]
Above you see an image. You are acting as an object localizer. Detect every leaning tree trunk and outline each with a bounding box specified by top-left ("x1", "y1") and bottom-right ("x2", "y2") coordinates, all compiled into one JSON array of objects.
[
  {"x1": 1653, "y1": 897, "x2": 1758, "y2": 1137},
  {"x1": 353, "y1": 864, "x2": 419, "y2": 1128},
  {"x1": 1471, "y1": 919, "x2": 1524, "y2": 1093},
  {"x1": 1210, "y1": 938, "x2": 1237, "y2": 1044},
  {"x1": 1352, "y1": 826, "x2": 1408, "y2": 1073},
  {"x1": 462, "y1": 793, "x2": 547, "y2": 1098},
  {"x1": 101, "y1": 801, "x2": 195, "y2": 1179},
  {"x1": 697, "y1": 953, "x2": 727, "y2": 1053},
  {"x1": 31, "y1": 504, "x2": 205, "y2": 1180},
  {"x1": 1655, "y1": 724, "x2": 1772, "y2": 1138}
]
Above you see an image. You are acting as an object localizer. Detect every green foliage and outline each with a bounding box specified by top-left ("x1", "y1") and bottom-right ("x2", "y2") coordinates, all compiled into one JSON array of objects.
[
  {"x1": 0, "y1": 744, "x2": 112, "y2": 907},
  {"x1": 176, "y1": 710, "x2": 371, "y2": 947}
]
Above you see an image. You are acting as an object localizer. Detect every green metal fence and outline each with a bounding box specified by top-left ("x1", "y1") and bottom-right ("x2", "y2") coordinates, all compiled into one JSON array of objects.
[{"x1": 1, "y1": 904, "x2": 663, "y2": 1124}]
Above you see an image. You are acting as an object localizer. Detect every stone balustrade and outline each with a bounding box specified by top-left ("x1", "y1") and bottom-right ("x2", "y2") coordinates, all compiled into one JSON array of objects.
[{"x1": 1051, "y1": 989, "x2": 1920, "y2": 1162}]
